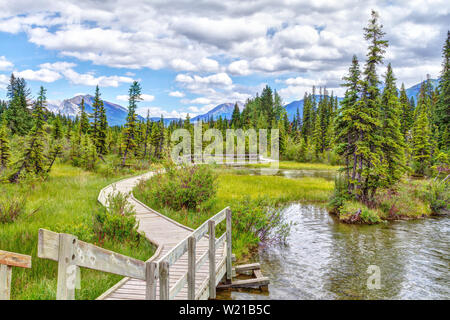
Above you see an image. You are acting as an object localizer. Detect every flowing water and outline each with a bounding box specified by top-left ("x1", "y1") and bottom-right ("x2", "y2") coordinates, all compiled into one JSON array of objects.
[{"x1": 219, "y1": 169, "x2": 450, "y2": 300}]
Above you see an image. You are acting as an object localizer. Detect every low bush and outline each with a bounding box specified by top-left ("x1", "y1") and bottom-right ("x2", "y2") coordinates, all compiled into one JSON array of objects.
[
  {"x1": 136, "y1": 164, "x2": 217, "y2": 211},
  {"x1": 0, "y1": 195, "x2": 26, "y2": 223},
  {"x1": 422, "y1": 179, "x2": 449, "y2": 214},
  {"x1": 339, "y1": 200, "x2": 382, "y2": 224},
  {"x1": 93, "y1": 191, "x2": 141, "y2": 242}
]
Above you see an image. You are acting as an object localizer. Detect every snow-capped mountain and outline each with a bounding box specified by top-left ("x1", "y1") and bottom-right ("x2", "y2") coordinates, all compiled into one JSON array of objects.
[
  {"x1": 45, "y1": 94, "x2": 144, "y2": 126},
  {"x1": 191, "y1": 102, "x2": 244, "y2": 122}
]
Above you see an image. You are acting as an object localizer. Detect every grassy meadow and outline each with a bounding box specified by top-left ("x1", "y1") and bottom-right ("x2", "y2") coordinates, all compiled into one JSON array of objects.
[{"x1": 0, "y1": 163, "x2": 154, "y2": 300}]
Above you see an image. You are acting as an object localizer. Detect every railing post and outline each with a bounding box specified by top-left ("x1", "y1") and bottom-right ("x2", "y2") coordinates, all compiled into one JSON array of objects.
[
  {"x1": 159, "y1": 261, "x2": 169, "y2": 300},
  {"x1": 226, "y1": 207, "x2": 232, "y2": 282},
  {"x1": 145, "y1": 261, "x2": 159, "y2": 300},
  {"x1": 208, "y1": 220, "x2": 216, "y2": 299},
  {"x1": 0, "y1": 265, "x2": 12, "y2": 300},
  {"x1": 56, "y1": 233, "x2": 78, "y2": 300},
  {"x1": 188, "y1": 236, "x2": 196, "y2": 300}
]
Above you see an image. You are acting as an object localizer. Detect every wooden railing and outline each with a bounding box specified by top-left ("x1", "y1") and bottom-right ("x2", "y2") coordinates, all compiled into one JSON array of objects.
[
  {"x1": 37, "y1": 206, "x2": 232, "y2": 300},
  {"x1": 147, "y1": 207, "x2": 232, "y2": 300},
  {"x1": 0, "y1": 250, "x2": 31, "y2": 300},
  {"x1": 38, "y1": 228, "x2": 149, "y2": 300},
  {"x1": 177, "y1": 154, "x2": 259, "y2": 164}
]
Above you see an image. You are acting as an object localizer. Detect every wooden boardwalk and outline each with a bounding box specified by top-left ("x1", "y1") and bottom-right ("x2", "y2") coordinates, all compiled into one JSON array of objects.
[{"x1": 96, "y1": 172, "x2": 227, "y2": 300}]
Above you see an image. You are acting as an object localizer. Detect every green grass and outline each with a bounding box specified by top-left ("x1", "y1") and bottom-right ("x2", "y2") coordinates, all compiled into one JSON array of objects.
[
  {"x1": 134, "y1": 169, "x2": 334, "y2": 260},
  {"x1": 246, "y1": 161, "x2": 341, "y2": 171},
  {"x1": 0, "y1": 163, "x2": 155, "y2": 300}
]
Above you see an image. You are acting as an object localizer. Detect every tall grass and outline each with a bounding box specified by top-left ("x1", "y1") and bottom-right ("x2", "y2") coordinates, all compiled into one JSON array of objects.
[
  {"x1": 0, "y1": 163, "x2": 154, "y2": 300},
  {"x1": 247, "y1": 161, "x2": 340, "y2": 171}
]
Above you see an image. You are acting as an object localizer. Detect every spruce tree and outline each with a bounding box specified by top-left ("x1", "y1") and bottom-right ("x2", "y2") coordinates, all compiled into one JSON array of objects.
[
  {"x1": 356, "y1": 10, "x2": 388, "y2": 202},
  {"x1": 231, "y1": 103, "x2": 241, "y2": 128},
  {"x1": 380, "y1": 63, "x2": 405, "y2": 184},
  {"x1": 5, "y1": 75, "x2": 33, "y2": 135},
  {"x1": 412, "y1": 105, "x2": 432, "y2": 175},
  {"x1": 122, "y1": 81, "x2": 142, "y2": 166},
  {"x1": 399, "y1": 83, "x2": 413, "y2": 139},
  {"x1": 97, "y1": 102, "x2": 108, "y2": 155},
  {"x1": 435, "y1": 31, "x2": 450, "y2": 151},
  {"x1": 0, "y1": 117, "x2": 10, "y2": 169},
  {"x1": 9, "y1": 86, "x2": 47, "y2": 182},
  {"x1": 79, "y1": 98, "x2": 89, "y2": 134},
  {"x1": 334, "y1": 55, "x2": 361, "y2": 191}
]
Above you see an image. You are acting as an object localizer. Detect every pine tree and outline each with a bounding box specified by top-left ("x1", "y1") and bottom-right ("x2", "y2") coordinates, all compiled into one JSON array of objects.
[
  {"x1": 435, "y1": 31, "x2": 450, "y2": 151},
  {"x1": 0, "y1": 117, "x2": 10, "y2": 169},
  {"x1": 380, "y1": 63, "x2": 405, "y2": 184},
  {"x1": 143, "y1": 110, "x2": 152, "y2": 158},
  {"x1": 52, "y1": 116, "x2": 63, "y2": 140},
  {"x1": 79, "y1": 98, "x2": 89, "y2": 134},
  {"x1": 355, "y1": 10, "x2": 388, "y2": 203},
  {"x1": 399, "y1": 83, "x2": 414, "y2": 139},
  {"x1": 97, "y1": 102, "x2": 108, "y2": 155},
  {"x1": 90, "y1": 86, "x2": 105, "y2": 153},
  {"x1": 122, "y1": 81, "x2": 142, "y2": 166},
  {"x1": 9, "y1": 86, "x2": 47, "y2": 182},
  {"x1": 334, "y1": 55, "x2": 361, "y2": 190},
  {"x1": 5, "y1": 75, "x2": 33, "y2": 135},
  {"x1": 412, "y1": 105, "x2": 432, "y2": 175},
  {"x1": 231, "y1": 103, "x2": 241, "y2": 128}
]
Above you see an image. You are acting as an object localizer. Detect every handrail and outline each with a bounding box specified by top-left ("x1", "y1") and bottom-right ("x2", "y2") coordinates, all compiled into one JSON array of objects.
[
  {"x1": 0, "y1": 250, "x2": 32, "y2": 300},
  {"x1": 153, "y1": 206, "x2": 232, "y2": 300}
]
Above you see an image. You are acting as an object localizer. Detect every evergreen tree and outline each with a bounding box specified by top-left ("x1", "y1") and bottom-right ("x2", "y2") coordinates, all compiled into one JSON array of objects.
[
  {"x1": 52, "y1": 116, "x2": 63, "y2": 140},
  {"x1": 5, "y1": 75, "x2": 33, "y2": 135},
  {"x1": 0, "y1": 117, "x2": 10, "y2": 169},
  {"x1": 334, "y1": 55, "x2": 361, "y2": 191},
  {"x1": 412, "y1": 105, "x2": 432, "y2": 175},
  {"x1": 355, "y1": 10, "x2": 388, "y2": 202},
  {"x1": 122, "y1": 81, "x2": 142, "y2": 165},
  {"x1": 380, "y1": 63, "x2": 405, "y2": 184},
  {"x1": 399, "y1": 83, "x2": 413, "y2": 138},
  {"x1": 231, "y1": 103, "x2": 241, "y2": 128},
  {"x1": 10, "y1": 86, "x2": 47, "y2": 182},
  {"x1": 97, "y1": 102, "x2": 108, "y2": 155},
  {"x1": 435, "y1": 31, "x2": 450, "y2": 151},
  {"x1": 79, "y1": 98, "x2": 89, "y2": 134}
]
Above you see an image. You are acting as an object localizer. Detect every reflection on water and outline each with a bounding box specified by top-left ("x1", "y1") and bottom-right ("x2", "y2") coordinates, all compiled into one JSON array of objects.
[
  {"x1": 229, "y1": 167, "x2": 336, "y2": 180},
  {"x1": 220, "y1": 204, "x2": 450, "y2": 300}
]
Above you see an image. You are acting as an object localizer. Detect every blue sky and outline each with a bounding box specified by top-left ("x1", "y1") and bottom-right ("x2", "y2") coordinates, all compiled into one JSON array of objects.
[{"x1": 0, "y1": 0, "x2": 448, "y2": 118}]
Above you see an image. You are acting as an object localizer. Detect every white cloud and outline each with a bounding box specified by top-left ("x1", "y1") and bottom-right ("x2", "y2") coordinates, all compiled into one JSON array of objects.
[
  {"x1": 228, "y1": 60, "x2": 250, "y2": 76},
  {"x1": 14, "y1": 68, "x2": 62, "y2": 83},
  {"x1": 169, "y1": 91, "x2": 185, "y2": 98},
  {"x1": 0, "y1": 56, "x2": 13, "y2": 71},
  {"x1": 0, "y1": 74, "x2": 9, "y2": 89}
]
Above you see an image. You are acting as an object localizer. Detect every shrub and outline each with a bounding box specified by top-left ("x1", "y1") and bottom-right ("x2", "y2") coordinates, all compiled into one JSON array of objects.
[
  {"x1": 327, "y1": 173, "x2": 351, "y2": 214},
  {"x1": 137, "y1": 164, "x2": 217, "y2": 211},
  {"x1": 93, "y1": 191, "x2": 141, "y2": 242},
  {"x1": 231, "y1": 196, "x2": 292, "y2": 245},
  {"x1": 423, "y1": 180, "x2": 449, "y2": 214},
  {"x1": 340, "y1": 200, "x2": 382, "y2": 224},
  {"x1": 0, "y1": 195, "x2": 26, "y2": 223}
]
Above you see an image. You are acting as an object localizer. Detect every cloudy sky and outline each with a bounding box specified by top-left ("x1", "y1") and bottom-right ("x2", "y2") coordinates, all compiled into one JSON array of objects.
[{"x1": 0, "y1": 0, "x2": 448, "y2": 118}]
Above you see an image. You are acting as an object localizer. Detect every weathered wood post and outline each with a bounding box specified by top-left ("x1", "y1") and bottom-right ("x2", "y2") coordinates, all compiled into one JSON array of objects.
[
  {"x1": 208, "y1": 220, "x2": 216, "y2": 299},
  {"x1": 187, "y1": 236, "x2": 196, "y2": 299},
  {"x1": 56, "y1": 233, "x2": 78, "y2": 300},
  {"x1": 226, "y1": 207, "x2": 232, "y2": 282},
  {"x1": 0, "y1": 250, "x2": 32, "y2": 300},
  {"x1": 159, "y1": 261, "x2": 169, "y2": 300},
  {"x1": 0, "y1": 264, "x2": 11, "y2": 300},
  {"x1": 145, "y1": 261, "x2": 159, "y2": 300}
]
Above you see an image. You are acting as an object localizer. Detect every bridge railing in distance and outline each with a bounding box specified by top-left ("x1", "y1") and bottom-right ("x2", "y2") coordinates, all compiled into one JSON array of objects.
[
  {"x1": 0, "y1": 250, "x2": 32, "y2": 300},
  {"x1": 38, "y1": 228, "x2": 148, "y2": 300},
  {"x1": 176, "y1": 154, "x2": 259, "y2": 164},
  {"x1": 150, "y1": 207, "x2": 232, "y2": 300}
]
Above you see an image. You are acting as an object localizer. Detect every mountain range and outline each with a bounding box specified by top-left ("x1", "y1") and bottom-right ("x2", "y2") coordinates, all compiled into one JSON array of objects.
[{"x1": 45, "y1": 79, "x2": 438, "y2": 125}]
